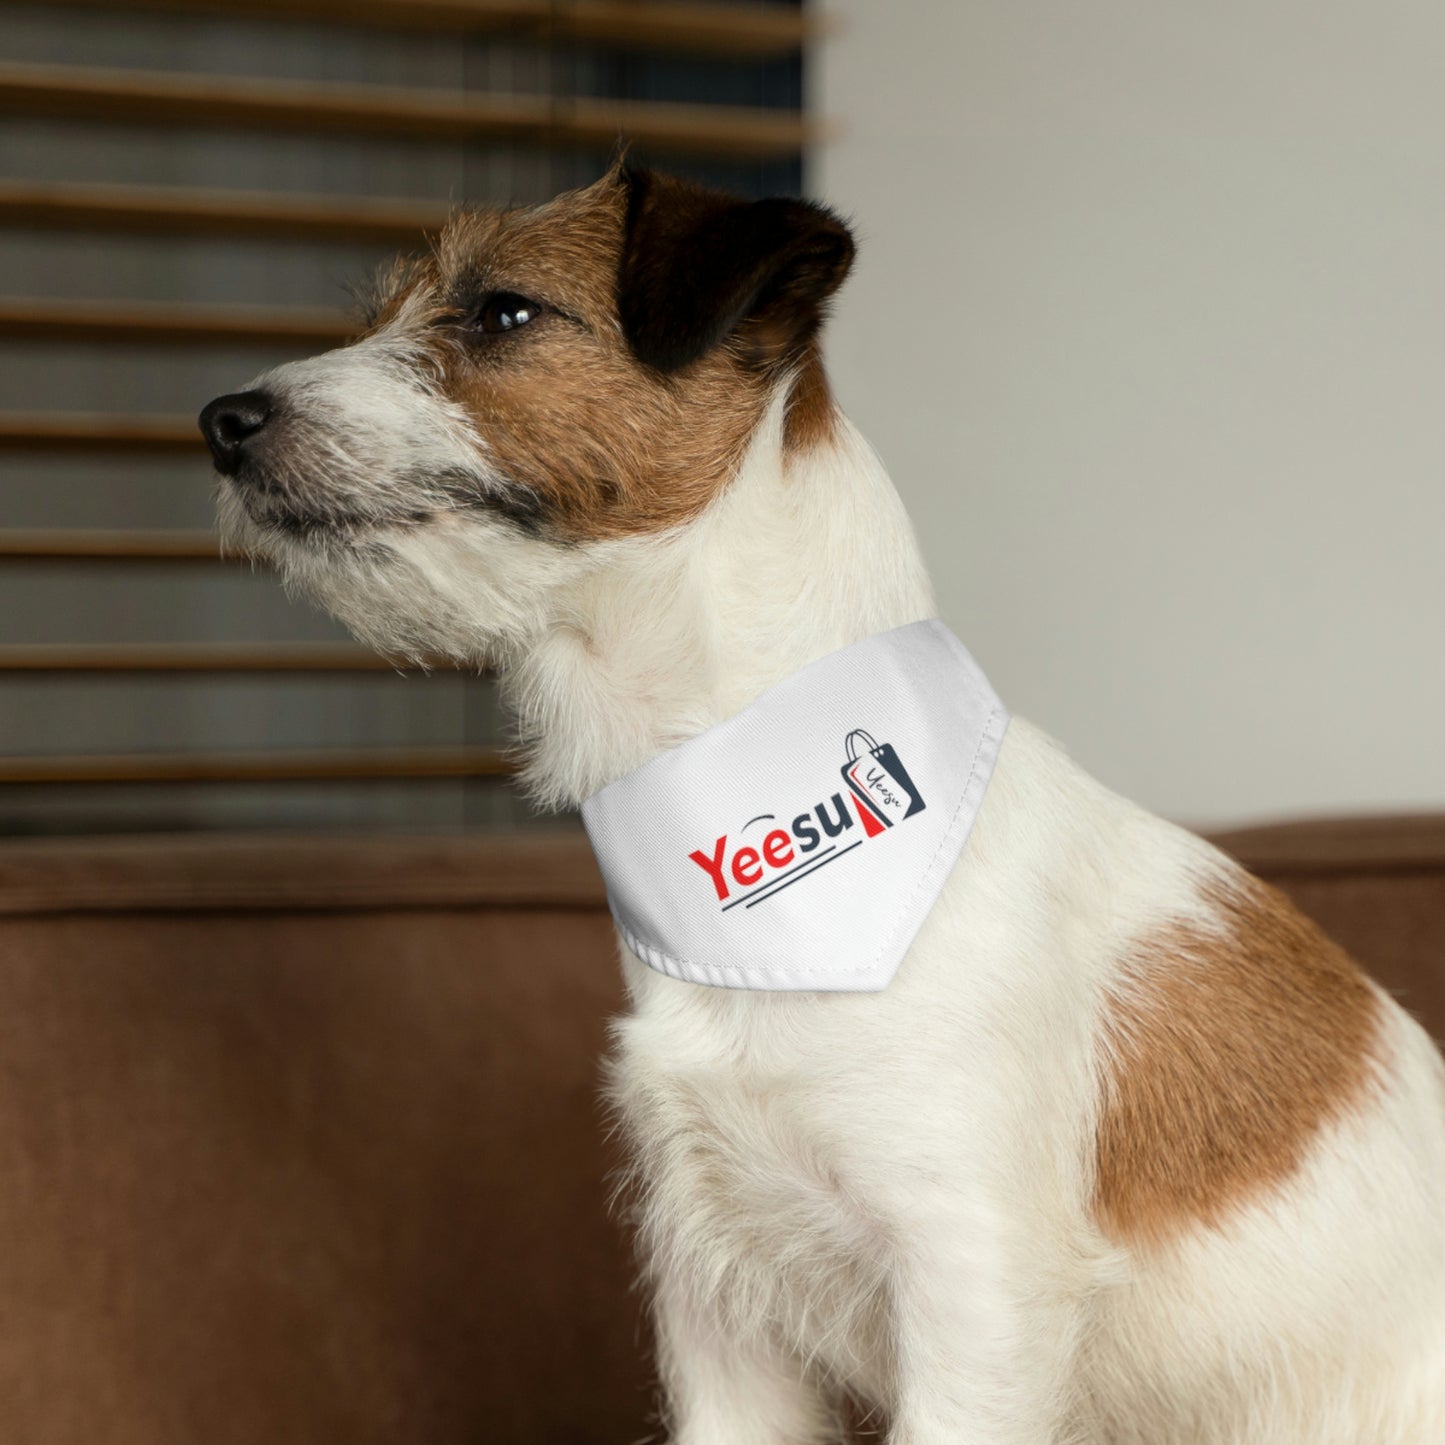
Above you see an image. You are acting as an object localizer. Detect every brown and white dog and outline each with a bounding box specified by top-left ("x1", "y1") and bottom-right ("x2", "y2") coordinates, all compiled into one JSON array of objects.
[{"x1": 201, "y1": 165, "x2": 1445, "y2": 1443}]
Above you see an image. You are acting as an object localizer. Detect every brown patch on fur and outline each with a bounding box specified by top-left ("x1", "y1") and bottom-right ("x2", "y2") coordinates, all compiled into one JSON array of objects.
[
  {"x1": 1093, "y1": 872, "x2": 1382, "y2": 1248},
  {"x1": 783, "y1": 342, "x2": 840, "y2": 453},
  {"x1": 363, "y1": 170, "x2": 848, "y2": 541}
]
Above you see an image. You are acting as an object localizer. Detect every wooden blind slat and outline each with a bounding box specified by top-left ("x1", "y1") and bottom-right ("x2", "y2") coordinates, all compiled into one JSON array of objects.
[
  {"x1": 0, "y1": 298, "x2": 353, "y2": 348},
  {"x1": 0, "y1": 746, "x2": 512, "y2": 784},
  {"x1": 0, "y1": 14, "x2": 808, "y2": 819},
  {"x1": 562, "y1": 0, "x2": 815, "y2": 57},
  {"x1": 0, "y1": 180, "x2": 449, "y2": 245},
  {"x1": 21, "y1": 0, "x2": 815, "y2": 58},
  {"x1": 0, "y1": 643, "x2": 425, "y2": 672},
  {"x1": 0, "y1": 412, "x2": 201, "y2": 452},
  {"x1": 0, "y1": 62, "x2": 818, "y2": 161},
  {"x1": 0, "y1": 530, "x2": 227, "y2": 561}
]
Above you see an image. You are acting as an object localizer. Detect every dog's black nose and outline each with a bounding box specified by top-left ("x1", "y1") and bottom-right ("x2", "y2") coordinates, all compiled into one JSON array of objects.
[{"x1": 199, "y1": 390, "x2": 273, "y2": 475}]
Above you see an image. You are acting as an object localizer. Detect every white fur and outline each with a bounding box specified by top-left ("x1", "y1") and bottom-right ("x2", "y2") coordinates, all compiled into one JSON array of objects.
[{"x1": 221, "y1": 353, "x2": 1445, "y2": 1442}]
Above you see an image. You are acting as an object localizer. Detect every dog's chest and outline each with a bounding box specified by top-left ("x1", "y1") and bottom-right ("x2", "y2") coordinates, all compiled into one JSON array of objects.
[{"x1": 612, "y1": 1001, "x2": 892, "y2": 1386}]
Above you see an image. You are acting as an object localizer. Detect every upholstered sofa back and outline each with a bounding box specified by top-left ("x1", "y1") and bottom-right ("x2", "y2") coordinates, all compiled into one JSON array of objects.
[{"x1": 0, "y1": 821, "x2": 1439, "y2": 1443}]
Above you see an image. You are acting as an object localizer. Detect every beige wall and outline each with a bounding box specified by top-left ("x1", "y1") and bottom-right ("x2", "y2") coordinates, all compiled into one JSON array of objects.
[{"x1": 813, "y1": 1, "x2": 1445, "y2": 826}]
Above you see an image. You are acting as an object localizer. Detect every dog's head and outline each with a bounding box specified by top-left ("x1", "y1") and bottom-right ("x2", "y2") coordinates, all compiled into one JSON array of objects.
[{"x1": 199, "y1": 166, "x2": 854, "y2": 663}]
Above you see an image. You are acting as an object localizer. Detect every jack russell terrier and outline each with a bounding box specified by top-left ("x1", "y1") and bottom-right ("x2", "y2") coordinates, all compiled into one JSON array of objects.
[{"x1": 200, "y1": 164, "x2": 1445, "y2": 1444}]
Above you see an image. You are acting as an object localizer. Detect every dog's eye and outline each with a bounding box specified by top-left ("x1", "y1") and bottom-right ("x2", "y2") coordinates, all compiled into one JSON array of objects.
[{"x1": 474, "y1": 292, "x2": 542, "y2": 335}]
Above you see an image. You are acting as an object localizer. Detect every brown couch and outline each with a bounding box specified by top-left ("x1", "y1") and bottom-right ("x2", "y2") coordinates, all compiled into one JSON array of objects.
[{"x1": 0, "y1": 819, "x2": 1440, "y2": 1443}]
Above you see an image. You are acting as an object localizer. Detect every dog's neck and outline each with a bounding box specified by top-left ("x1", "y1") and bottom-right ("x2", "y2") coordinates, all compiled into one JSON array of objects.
[{"x1": 506, "y1": 389, "x2": 937, "y2": 809}]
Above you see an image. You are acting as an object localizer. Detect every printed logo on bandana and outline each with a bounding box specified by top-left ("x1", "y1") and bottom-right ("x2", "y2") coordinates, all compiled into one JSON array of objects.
[{"x1": 687, "y1": 728, "x2": 927, "y2": 912}]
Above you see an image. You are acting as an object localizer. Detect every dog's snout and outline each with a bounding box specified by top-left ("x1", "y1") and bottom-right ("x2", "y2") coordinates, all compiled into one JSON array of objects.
[{"x1": 199, "y1": 390, "x2": 273, "y2": 475}]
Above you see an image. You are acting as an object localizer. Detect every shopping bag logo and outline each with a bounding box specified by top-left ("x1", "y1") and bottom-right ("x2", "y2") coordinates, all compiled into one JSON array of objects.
[{"x1": 841, "y1": 729, "x2": 925, "y2": 829}]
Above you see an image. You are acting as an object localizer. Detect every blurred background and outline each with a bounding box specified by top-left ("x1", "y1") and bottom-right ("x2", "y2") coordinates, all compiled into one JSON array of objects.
[
  {"x1": 819, "y1": 1, "x2": 1445, "y2": 828},
  {"x1": 0, "y1": 4, "x2": 1442, "y2": 1443},
  {"x1": 0, "y1": 0, "x2": 803, "y2": 837},
  {"x1": 2, "y1": 1, "x2": 1441, "y2": 840}
]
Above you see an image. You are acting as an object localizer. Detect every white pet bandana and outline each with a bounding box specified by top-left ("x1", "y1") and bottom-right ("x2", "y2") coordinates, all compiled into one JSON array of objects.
[{"x1": 580, "y1": 620, "x2": 1009, "y2": 992}]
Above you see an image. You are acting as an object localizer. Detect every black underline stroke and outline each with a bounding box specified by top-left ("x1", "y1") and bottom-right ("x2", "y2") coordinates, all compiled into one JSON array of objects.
[
  {"x1": 742, "y1": 840, "x2": 864, "y2": 910},
  {"x1": 720, "y1": 844, "x2": 836, "y2": 912}
]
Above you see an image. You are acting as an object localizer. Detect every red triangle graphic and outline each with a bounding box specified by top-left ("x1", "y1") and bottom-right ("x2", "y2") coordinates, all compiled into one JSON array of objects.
[{"x1": 851, "y1": 790, "x2": 887, "y2": 838}]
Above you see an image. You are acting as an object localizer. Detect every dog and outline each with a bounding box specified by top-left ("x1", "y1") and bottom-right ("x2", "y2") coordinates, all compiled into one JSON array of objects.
[{"x1": 200, "y1": 164, "x2": 1445, "y2": 1443}]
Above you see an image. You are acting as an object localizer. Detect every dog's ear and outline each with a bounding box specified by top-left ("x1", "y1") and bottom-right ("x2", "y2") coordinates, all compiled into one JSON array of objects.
[{"x1": 618, "y1": 166, "x2": 855, "y2": 375}]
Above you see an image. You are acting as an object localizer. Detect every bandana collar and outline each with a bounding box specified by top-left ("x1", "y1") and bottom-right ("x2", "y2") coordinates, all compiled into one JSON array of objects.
[{"x1": 580, "y1": 620, "x2": 1009, "y2": 992}]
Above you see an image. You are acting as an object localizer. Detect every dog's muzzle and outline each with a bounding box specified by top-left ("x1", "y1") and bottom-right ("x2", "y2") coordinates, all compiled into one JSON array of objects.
[{"x1": 199, "y1": 390, "x2": 274, "y2": 476}]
